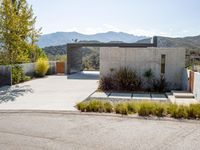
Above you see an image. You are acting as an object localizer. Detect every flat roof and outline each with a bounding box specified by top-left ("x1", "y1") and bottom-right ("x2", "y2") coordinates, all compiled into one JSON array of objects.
[{"x1": 67, "y1": 36, "x2": 157, "y2": 48}]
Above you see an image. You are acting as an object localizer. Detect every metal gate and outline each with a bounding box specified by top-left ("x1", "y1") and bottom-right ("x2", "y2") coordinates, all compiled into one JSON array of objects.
[{"x1": 56, "y1": 62, "x2": 65, "y2": 74}]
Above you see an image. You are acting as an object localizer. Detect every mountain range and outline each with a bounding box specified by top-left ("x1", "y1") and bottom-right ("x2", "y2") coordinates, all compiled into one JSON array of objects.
[
  {"x1": 38, "y1": 31, "x2": 147, "y2": 48},
  {"x1": 137, "y1": 35, "x2": 200, "y2": 49},
  {"x1": 41, "y1": 31, "x2": 200, "y2": 58}
]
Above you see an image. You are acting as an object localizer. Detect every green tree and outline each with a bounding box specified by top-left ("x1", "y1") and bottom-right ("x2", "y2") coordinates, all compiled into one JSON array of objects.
[
  {"x1": 31, "y1": 46, "x2": 47, "y2": 62},
  {"x1": 0, "y1": 0, "x2": 42, "y2": 65}
]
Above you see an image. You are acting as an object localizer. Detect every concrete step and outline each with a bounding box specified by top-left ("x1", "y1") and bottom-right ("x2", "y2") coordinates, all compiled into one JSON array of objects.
[
  {"x1": 172, "y1": 91, "x2": 195, "y2": 99},
  {"x1": 166, "y1": 92, "x2": 198, "y2": 105},
  {"x1": 173, "y1": 98, "x2": 198, "y2": 105}
]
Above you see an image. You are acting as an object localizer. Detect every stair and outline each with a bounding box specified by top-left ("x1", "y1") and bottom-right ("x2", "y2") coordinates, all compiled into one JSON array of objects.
[
  {"x1": 167, "y1": 91, "x2": 198, "y2": 105},
  {"x1": 172, "y1": 91, "x2": 195, "y2": 99}
]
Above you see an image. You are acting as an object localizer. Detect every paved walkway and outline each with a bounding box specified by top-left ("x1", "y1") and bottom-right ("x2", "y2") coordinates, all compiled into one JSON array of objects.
[
  {"x1": 0, "y1": 71, "x2": 99, "y2": 111},
  {"x1": 90, "y1": 92, "x2": 168, "y2": 102},
  {"x1": 0, "y1": 112, "x2": 200, "y2": 150}
]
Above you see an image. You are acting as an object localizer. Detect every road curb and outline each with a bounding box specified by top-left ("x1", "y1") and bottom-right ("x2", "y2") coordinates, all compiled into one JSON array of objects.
[{"x1": 0, "y1": 109, "x2": 200, "y2": 124}]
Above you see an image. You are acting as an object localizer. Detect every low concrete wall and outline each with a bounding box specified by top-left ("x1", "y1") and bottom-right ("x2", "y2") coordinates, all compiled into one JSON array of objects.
[
  {"x1": 0, "y1": 61, "x2": 57, "y2": 87},
  {"x1": 100, "y1": 47, "x2": 185, "y2": 90},
  {"x1": 194, "y1": 72, "x2": 200, "y2": 101},
  {"x1": 20, "y1": 61, "x2": 57, "y2": 76},
  {"x1": 0, "y1": 65, "x2": 12, "y2": 86},
  {"x1": 20, "y1": 63, "x2": 35, "y2": 76},
  {"x1": 48, "y1": 61, "x2": 57, "y2": 75}
]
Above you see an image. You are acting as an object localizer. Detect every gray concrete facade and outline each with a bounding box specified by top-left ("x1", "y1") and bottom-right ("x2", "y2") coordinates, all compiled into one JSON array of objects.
[
  {"x1": 100, "y1": 47, "x2": 186, "y2": 90},
  {"x1": 66, "y1": 37, "x2": 158, "y2": 74},
  {"x1": 67, "y1": 47, "x2": 83, "y2": 74}
]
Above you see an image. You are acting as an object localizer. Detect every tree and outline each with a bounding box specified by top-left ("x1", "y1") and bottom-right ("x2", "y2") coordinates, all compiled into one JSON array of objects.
[{"x1": 0, "y1": 0, "x2": 42, "y2": 65}]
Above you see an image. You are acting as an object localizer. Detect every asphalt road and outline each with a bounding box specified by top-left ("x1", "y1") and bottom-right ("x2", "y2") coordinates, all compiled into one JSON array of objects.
[{"x1": 0, "y1": 112, "x2": 200, "y2": 150}]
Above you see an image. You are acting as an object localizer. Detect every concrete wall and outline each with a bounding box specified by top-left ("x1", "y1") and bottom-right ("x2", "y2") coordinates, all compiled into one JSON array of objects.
[
  {"x1": 47, "y1": 61, "x2": 57, "y2": 75},
  {"x1": 20, "y1": 61, "x2": 57, "y2": 76},
  {"x1": 0, "y1": 65, "x2": 12, "y2": 86},
  {"x1": 100, "y1": 47, "x2": 185, "y2": 90},
  {"x1": 67, "y1": 47, "x2": 82, "y2": 74},
  {"x1": 182, "y1": 69, "x2": 190, "y2": 91},
  {"x1": 20, "y1": 63, "x2": 35, "y2": 76},
  {"x1": 0, "y1": 61, "x2": 58, "y2": 87},
  {"x1": 194, "y1": 72, "x2": 200, "y2": 101}
]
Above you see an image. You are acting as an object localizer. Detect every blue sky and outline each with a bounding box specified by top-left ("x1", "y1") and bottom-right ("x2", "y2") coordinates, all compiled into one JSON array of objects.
[{"x1": 28, "y1": 0, "x2": 200, "y2": 37}]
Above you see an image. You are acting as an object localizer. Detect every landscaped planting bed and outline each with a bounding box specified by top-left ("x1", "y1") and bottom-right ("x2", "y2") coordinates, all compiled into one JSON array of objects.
[
  {"x1": 77, "y1": 100, "x2": 200, "y2": 120},
  {"x1": 11, "y1": 58, "x2": 50, "y2": 85},
  {"x1": 99, "y1": 67, "x2": 168, "y2": 93}
]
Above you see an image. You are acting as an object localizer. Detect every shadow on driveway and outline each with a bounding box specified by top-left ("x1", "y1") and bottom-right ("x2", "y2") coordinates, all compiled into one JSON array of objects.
[
  {"x1": 0, "y1": 85, "x2": 33, "y2": 103},
  {"x1": 67, "y1": 71, "x2": 100, "y2": 80}
]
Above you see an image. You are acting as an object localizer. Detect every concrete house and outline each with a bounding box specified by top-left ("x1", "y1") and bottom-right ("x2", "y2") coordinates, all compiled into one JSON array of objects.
[{"x1": 67, "y1": 37, "x2": 186, "y2": 90}]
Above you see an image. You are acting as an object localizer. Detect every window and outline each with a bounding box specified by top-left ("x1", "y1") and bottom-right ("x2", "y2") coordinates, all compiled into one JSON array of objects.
[{"x1": 161, "y1": 54, "x2": 166, "y2": 74}]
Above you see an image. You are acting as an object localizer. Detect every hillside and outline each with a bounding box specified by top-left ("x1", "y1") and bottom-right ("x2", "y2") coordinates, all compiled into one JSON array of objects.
[
  {"x1": 137, "y1": 35, "x2": 200, "y2": 49},
  {"x1": 38, "y1": 31, "x2": 147, "y2": 48},
  {"x1": 44, "y1": 35, "x2": 200, "y2": 57}
]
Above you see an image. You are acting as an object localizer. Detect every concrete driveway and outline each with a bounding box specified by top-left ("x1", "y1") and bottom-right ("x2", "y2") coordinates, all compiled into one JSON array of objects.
[
  {"x1": 0, "y1": 71, "x2": 99, "y2": 111},
  {"x1": 0, "y1": 112, "x2": 200, "y2": 150}
]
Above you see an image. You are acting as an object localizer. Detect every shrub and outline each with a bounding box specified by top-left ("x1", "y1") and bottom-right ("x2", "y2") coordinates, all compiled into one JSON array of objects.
[
  {"x1": 35, "y1": 58, "x2": 49, "y2": 77},
  {"x1": 137, "y1": 101, "x2": 168, "y2": 117},
  {"x1": 114, "y1": 67, "x2": 142, "y2": 91},
  {"x1": 98, "y1": 67, "x2": 142, "y2": 91},
  {"x1": 127, "y1": 102, "x2": 139, "y2": 114},
  {"x1": 77, "y1": 99, "x2": 200, "y2": 120},
  {"x1": 152, "y1": 76, "x2": 168, "y2": 92},
  {"x1": 103, "y1": 101, "x2": 113, "y2": 113},
  {"x1": 77, "y1": 100, "x2": 113, "y2": 113},
  {"x1": 187, "y1": 104, "x2": 200, "y2": 119},
  {"x1": 98, "y1": 76, "x2": 114, "y2": 91},
  {"x1": 138, "y1": 102, "x2": 155, "y2": 116},
  {"x1": 114, "y1": 102, "x2": 128, "y2": 115},
  {"x1": 152, "y1": 103, "x2": 167, "y2": 117},
  {"x1": 77, "y1": 102, "x2": 88, "y2": 112},
  {"x1": 143, "y1": 69, "x2": 154, "y2": 91},
  {"x1": 12, "y1": 65, "x2": 31, "y2": 84},
  {"x1": 176, "y1": 106, "x2": 189, "y2": 119},
  {"x1": 155, "y1": 104, "x2": 167, "y2": 117},
  {"x1": 86, "y1": 100, "x2": 104, "y2": 112},
  {"x1": 143, "y1": 69, "x2": 154, "y2": 79},
  {"x1": 167, "y1": 104, "x2": 188, "y2": 119},
  {"x1": 167, "y1": 103, "x2": 178, "y2": 117}
]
